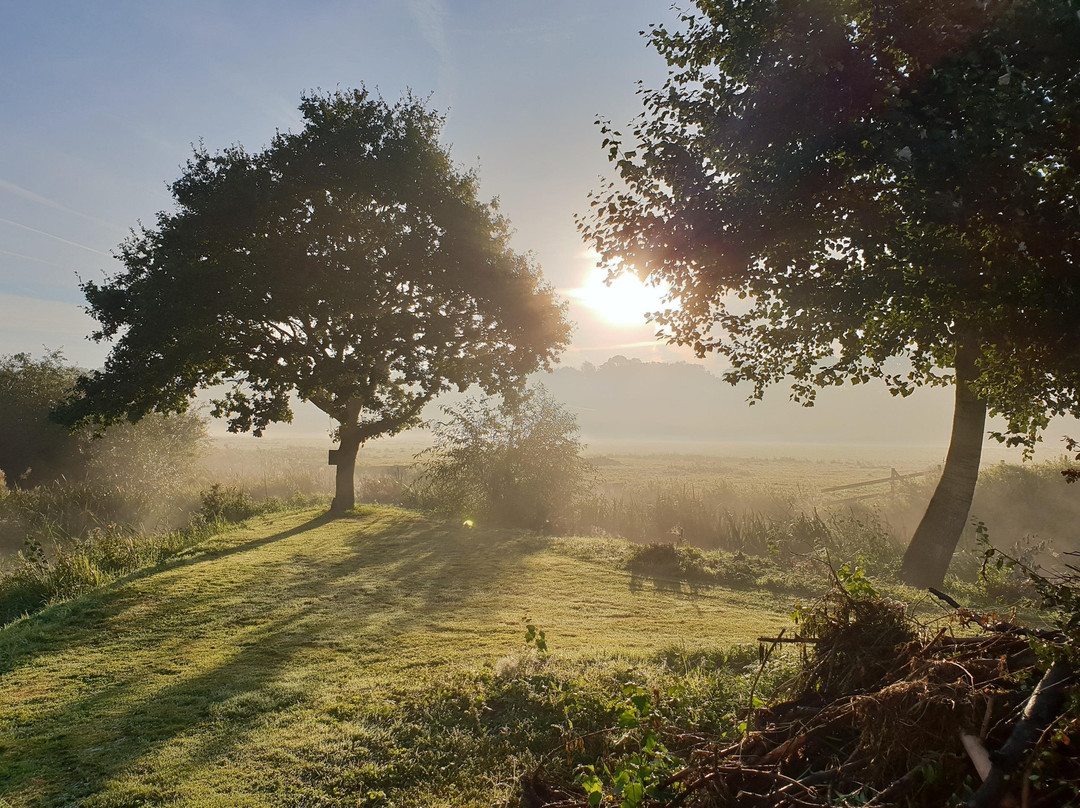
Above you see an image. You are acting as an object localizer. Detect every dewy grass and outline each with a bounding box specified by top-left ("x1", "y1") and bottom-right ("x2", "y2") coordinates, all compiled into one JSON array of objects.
[{"x1": 0, "y1": 506, "x2": 791, "y2": 807}]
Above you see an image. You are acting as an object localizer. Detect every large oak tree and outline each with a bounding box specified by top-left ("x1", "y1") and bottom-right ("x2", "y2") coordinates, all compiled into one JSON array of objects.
[
  {"x1": 63, "y1": 90, "x2": 570, "y2": 512},
  {"x1": 581, "y1": 0, "x2": 1080, "y2": 585}
]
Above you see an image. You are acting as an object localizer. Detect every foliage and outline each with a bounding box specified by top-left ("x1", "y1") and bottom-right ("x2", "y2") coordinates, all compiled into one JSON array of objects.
[
  {"x1": 524, "y1": 620, "x2": 548, "y2": 653},
  {"x1": 411, "y1": 386, "x2": 594, "y2": 529},
  {"x1": 581, "y1": 0, "x2": 1080, "y2": 446},
  {"x1": 0, "y1": 350, "x2": 83, "y2": 488},
  {"x1": 577, "y1": 684, "x2": 683, "y2": 807},
  {"x1": 0, "y1": 349, "x2": 208, "y2": 533},
  {"x1": 197, "y1": 483, "x2": 259, "y2": 524},
  {"x1": 61, "y1": 88, "x2": 570, "y2": 510},
  {"x1": 1064, "y1": 436, "x2": 1080, "y2": 483}
]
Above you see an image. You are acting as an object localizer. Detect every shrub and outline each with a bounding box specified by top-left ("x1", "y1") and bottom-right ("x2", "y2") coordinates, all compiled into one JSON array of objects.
[
  {"x1": 198, "y1": 484, "x2": 258, "y2": 524},
  {"x1": 411, "y1": 387, "x2": 594, "y2": 529}
]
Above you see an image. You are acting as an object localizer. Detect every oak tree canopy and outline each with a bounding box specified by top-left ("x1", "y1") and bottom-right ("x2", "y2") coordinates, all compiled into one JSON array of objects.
[
  {"x1": 580, "y1": 0, "x2": 1080, "y2": 585},
  {"x1": 64, "y1": 89, "x2": 571, "y2": 511}
]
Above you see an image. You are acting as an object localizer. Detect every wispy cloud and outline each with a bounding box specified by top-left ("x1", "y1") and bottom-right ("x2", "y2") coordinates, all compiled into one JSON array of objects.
[
  {"x1": 404, "y1": 0, "x2": 450, "y2": 61},
  {"x1": 403, "y1": 0, "x2": 457, "y2": 105},
  {"x1": 0, "y1": 178, "x2": 125, "y2": 234},
  {"x1": 0, "y1": 247, "x2": 67, "y2": 268},
  {"x1": 0, "y1": 217, "x2": 109, "y2": 256}
]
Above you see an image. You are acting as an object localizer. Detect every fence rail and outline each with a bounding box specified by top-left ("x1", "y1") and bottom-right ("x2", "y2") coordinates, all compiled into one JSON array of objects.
[{"x1": 822, "y1": 468, "x2": 929, "y2": 503}]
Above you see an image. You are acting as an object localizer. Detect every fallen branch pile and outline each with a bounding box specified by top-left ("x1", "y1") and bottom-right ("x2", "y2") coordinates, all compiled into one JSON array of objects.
[{"x1": 523, "y1": 596, "x2": 1079, "y2": 807}]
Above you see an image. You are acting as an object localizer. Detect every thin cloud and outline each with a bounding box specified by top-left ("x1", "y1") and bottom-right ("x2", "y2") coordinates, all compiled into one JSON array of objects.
[
  {"x1": 0, "y1": 247, "x2": 67, "y2": 268},
  {"x1": 403, "y1": 0, "x2": 457, "y2": 105},
  {"x1": 404, "y1": 0, "x2": 450, "y2": 61},
  {"x1": 0, "y1": 178, "x2": 125, "y2": 234},
  {"x1": 0, "y1": 217, "x2": 109, "y2": 256}
]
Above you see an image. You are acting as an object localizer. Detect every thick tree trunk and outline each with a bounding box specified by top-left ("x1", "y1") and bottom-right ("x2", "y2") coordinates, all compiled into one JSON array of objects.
[
  {"x1": 329, "y1": 431, "x2": 361, "y2": 514},
  {"x1": 901, "y1": 341, "x2": 987, "y2": 587},
  {"x1": 330, "y1": 402, "x2": 364, "y2": 515}
]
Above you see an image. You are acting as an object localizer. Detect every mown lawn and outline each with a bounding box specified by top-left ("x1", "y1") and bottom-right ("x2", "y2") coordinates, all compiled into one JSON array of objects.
[{"x1": 0, "y1": 507, "x2": 792, "y2": 807}]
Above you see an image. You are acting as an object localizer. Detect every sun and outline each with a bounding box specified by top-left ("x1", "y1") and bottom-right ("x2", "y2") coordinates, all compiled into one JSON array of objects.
[{"x1": 571, "y1": 262, "x2": 670, "y2": 327}]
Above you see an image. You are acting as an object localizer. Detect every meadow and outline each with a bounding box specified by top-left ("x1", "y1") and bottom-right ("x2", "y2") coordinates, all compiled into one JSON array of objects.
[
  {"x1": 0, "y1": 506, "x2": 796, "y2": 807},
  {"x1": 1, "y1": 440, "x2": 1077, "y2": 806}
]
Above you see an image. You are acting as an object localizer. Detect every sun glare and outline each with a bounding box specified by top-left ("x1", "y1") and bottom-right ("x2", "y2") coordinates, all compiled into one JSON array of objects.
[{"x1": 571, "y1": 262, "x2": 670, "y2": 327}]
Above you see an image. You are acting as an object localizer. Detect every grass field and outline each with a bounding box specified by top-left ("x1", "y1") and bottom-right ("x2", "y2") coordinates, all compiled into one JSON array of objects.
[{"x1": 0, "y1": 507, "x2": 793, "y2": 807}]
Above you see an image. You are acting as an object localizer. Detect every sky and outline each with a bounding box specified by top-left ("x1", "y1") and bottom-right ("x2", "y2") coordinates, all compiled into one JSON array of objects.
[
  {"x1": 0, "y1": 0, "x2": 677, "y2": 368},
  {"x1": 1, "y1": 1, "x2": 1076, "y2": 456}
]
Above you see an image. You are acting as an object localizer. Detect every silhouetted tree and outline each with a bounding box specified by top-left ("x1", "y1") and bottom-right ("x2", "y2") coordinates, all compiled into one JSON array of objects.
[
  {"x1": 0, "y1": 350, "x2": 206, "y2": 495},
  {"x1": 0, "y1": 351, "x2": 83, "y2": 487},
  {"x1": 581, "y1": 0, "x2": 1080, "y2": 586},
  {"x1": 62, "y1": 90, "x2": 570, "y2": 512}
]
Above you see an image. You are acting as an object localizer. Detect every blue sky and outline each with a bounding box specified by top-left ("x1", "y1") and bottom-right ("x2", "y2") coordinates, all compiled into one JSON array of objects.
[{"x1": 0, "y1": 0, "x2": 676, "y2": 366}]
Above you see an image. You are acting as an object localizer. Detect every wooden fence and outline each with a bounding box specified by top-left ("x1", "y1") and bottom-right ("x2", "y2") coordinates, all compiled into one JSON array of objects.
[{"x1": 821, "y1": 468, "x2": 929, "y2": 504}]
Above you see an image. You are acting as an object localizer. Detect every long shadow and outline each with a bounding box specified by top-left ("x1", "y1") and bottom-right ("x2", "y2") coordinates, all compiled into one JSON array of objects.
[
  {"x1": 627, "y1": 549, "x2": 707, "y2": 599},
  {"x1": 1, "y1": 607, "x2": 324, "y2": 806},
  {"x1": 166, "y1": 511, "x2": 336, "y2": 571},
  {"x1": 0, "y1": 509, "x2": 556, "y2": 805},
  {"x1": 0, "y1": 512, "x2": 334, "y2": 678}
]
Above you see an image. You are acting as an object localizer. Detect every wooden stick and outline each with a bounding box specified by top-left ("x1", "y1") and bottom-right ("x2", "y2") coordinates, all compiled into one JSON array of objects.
[{"x1": 961, "y1": 732, "x2": 993, "y2": 781}]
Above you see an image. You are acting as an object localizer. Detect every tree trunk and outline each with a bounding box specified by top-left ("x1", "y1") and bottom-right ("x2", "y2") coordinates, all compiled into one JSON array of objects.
[
  {"x1": 329, "y1": 402, "x2": 363, "y2": 514},
  {"x1": 901, "y1": 341, "x2": 987, "y2": 588},
  {"x1": 329, "y1": 432, "x2": 361, "y2": 513}
]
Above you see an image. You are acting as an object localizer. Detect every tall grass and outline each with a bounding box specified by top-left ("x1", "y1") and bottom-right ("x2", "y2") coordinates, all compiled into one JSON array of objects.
[
  {"x1": 567, "y1": 480, "x2": 904, "y2": 576},
  {"x1": 0, "y1": 480, "x2": 327, "y2": 626}
]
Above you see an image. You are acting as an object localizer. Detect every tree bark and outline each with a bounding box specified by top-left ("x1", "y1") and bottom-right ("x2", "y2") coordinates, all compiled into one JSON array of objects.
[
  {"x1": 901, "y1": 341, "x2": 987, "y2": 587},
  {"x1": 329, "y1": 429, "x2": 361, "y2": 514},
  {"x1": 329, "y1": 398, "x2": 363, "y2": 514}
]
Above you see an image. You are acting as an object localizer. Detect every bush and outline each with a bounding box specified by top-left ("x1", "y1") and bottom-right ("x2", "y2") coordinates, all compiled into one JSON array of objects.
[
  {"x1": 0, "y1": 349, "x2": 207, "y2": 500},
  {"x1": 198, "y1": 484, "x2": 259, "y2": 524},
  {"x1": 411, "y1": 387, "x2": 594, "y2": 529}
]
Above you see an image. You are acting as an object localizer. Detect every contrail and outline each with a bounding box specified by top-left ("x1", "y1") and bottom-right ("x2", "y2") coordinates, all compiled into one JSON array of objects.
[
  {"x1": 0, "y1": 178, "x2": 125, "y2": 233},
  {"x1": 0, "y1": 217, "x2": 109, "y2": 256},
  {"x1": 0, "y1": 247, "x2": 67, "y2": 268}
]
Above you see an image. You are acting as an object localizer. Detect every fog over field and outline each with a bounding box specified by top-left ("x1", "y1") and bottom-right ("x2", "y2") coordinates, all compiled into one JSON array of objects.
[{"x1": 226, "y1": 356, "x2": 1078, "y2": 468}]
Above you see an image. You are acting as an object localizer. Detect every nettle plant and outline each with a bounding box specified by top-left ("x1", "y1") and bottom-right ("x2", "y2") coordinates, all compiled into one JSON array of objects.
[{"x1": 577, "y1": 683, "x2": 683, "y2": 808}]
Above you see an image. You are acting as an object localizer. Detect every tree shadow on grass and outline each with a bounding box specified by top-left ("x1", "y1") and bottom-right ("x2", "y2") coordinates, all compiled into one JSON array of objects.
[
  {"x1": 0, "y1": 608, "x2": 326, "y2": 807},
  {"x1": 0, "y1": 508, "x2": 555, "y2": 806}
]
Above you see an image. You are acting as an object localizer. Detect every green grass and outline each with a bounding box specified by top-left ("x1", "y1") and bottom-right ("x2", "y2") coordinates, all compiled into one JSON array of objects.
[{"x1": 0, "y1": 506, "x2": 792, "y2": 807}]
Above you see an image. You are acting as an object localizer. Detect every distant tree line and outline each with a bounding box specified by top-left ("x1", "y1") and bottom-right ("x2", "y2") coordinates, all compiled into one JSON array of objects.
[{"x1": 0, "y1": 350, "x2": 205, "y2": 493}]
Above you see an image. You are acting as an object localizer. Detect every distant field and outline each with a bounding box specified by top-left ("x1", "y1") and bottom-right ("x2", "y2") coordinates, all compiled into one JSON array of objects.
[
  {"x1": 0, "y1": 507, "x2": 792, "y2": 807},
  {"x1": 204, "y1": 435, "x2": 951, "y2": 505}
]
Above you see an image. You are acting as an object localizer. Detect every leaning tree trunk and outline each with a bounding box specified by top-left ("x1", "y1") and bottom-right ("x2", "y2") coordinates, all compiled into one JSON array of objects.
[{"x1": 900, "y1": 341, "x2": 987, "y2": 588}]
